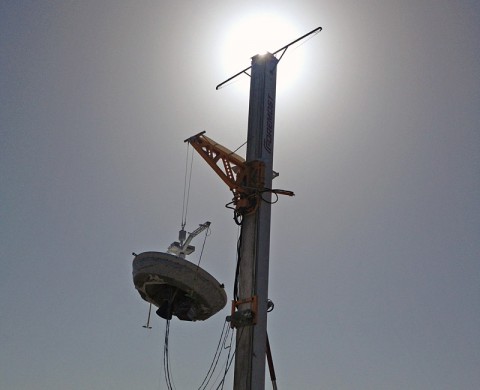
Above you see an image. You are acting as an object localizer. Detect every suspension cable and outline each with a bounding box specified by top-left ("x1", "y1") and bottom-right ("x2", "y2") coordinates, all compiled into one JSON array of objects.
[{"x1": 181, "y1": 142, "x2": 195, "y2": 230}]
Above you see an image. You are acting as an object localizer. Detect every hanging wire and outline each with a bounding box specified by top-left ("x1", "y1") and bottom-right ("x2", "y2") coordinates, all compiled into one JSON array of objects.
[
  {"x1": 259, "y1": 189, "x2": 280, "y2": 205},
  {"x1": 181, "y1": 142, "x2": 195, "y2": 230},
  {"x1": 197, "y1": 321, "x2": 227, "y2": 389},
  {"x1": 163, "y1": 319, "x2": 176, "y2": 390},
  {"x1": 214, "y1": 327, "x2": 244, "y2": 390},
  {"x1": 162, "y1": 314, "x2": 233, "y2": 390},
  {"x1": 197, "y1": 322, "x2": 243, "y2": 390},
  {"x1": 216, "y1": 330, "x2": 236, "y2": 390},
  {"x1": 162, "y1": 288, "x2": 180, "y2": 390},
  {"x1": 197, "y1": 319, "x2": 232, "y2": 390},
  {"x1": 233, "y1": 209, "x2": 259, "y2": 301},
  {"x1": 233, "y1": 224, "x2": 243, "y2": 301}
]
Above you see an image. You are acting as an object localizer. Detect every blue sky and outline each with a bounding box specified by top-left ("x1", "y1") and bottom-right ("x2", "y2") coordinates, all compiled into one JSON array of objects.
[{"x1": 1, "y1": 1, "x2": 479, "y2": 389}]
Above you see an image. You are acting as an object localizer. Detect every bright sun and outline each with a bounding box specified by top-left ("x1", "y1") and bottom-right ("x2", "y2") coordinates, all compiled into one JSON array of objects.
[{"x1": 220, "y1": 12, "x2": 305, "y2": 93}]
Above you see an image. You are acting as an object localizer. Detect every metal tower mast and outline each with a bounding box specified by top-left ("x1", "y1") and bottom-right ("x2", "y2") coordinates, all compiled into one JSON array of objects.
[
  {"x1": 187, "y1": 26, "x2": 321, "y2": 390},
  {"x1": 233, "y1": 52, "x2": 278, "y2": 390}
]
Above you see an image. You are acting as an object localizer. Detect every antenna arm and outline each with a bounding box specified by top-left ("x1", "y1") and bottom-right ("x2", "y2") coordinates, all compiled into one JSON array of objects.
[
  {"x1": 216, "y1": 66, "x2": 252, "y2": 90},
  {"x1": 216, "y1": 26, "x2": 322, "y2": 90},
  {"x1": 272, "y1": 26, "x2": 322, "y2": 57},
  {"x1": 183, "y1": 221, "x2": 210, "y2": 250}
]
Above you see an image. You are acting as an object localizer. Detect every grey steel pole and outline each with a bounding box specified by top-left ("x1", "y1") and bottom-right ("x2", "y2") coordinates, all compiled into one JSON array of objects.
[{"x1": 233, "y1": 52, "x2": 278, "y2": 390}]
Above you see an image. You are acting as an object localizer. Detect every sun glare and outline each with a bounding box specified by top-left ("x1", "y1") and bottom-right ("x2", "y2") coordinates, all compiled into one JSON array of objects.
[{"x1": 220, "y1": 12, "x2": 305, "y2": 93}]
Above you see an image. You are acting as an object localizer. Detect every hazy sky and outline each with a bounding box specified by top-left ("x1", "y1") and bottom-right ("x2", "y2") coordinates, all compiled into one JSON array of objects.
[{"x1": 1, "y1": 1, "x2": 479, "y2": 389}]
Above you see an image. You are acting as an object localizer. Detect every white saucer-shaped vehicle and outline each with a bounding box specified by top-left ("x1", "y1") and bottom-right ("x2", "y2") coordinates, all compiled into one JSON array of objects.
[{"x1": 132, "y1": 223, "x2": 227, "y2": 321}]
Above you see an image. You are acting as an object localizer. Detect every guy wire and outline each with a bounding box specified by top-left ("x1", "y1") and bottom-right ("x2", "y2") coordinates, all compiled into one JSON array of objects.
[{"x1": 231, "y1": 140, "x2": 247, "y2": 155}]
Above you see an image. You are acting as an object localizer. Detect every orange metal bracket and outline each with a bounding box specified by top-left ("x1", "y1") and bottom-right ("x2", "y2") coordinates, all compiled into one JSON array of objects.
[{"x1": 185, "y1": 132, "x2": 265, "y2": 214}]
